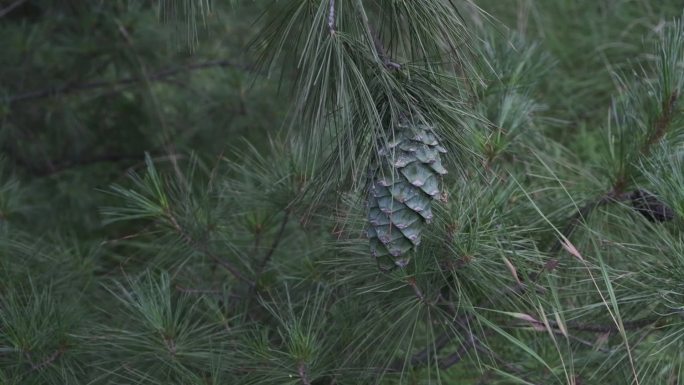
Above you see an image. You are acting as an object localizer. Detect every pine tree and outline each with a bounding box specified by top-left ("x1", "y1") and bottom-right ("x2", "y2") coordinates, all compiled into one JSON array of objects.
[{"x1": 1, "y1": 1, "x2": 684, "y2": 385}]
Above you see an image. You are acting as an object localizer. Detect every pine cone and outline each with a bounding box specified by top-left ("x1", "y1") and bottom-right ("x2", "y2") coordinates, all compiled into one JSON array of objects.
[
  {"x1": 630, "y1": 189, "x2": 675, "y2": 223},
  {"x1": 367, "y1": 119, "x2": 447, "y2": 266}
]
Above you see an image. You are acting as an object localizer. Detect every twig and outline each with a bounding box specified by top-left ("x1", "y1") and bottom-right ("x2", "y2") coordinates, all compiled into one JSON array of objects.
[
  {"x1": 162, "y1": 335, "x2": 177, "y2": 357},
  {"x1": 251, "y1": 229, "x2": 262, "y2": 257},
  {"x1": 561, "y1": 317, "x2": 659, "y2": 333},
  {"x1": 0, "y1": 0, "x2": 28, "y2": 18},
  {"x1": 174, "y1": 284, "x2": 243, "y2": 299},
  {"x1": 389, "y1": 333, "x2": 452, "y2": 371},
  {"x1": 406, "y1": 277, "x2": 425, "y2": 302},
  {"x1": 472, "y1": 340, "x2": 540, "y2": 384},
  {"x1": 166, "y1": 212, "x2": 251, "y2": 284},
  {"x1": 643, "y1": 92, "x2": 679, "y2": 155},
  {"x1": 298, "y1": 362, "x2": 312, "y2": 385},
  {"x1": 388, "y1": 302, "x2": 479, "y2": 372},
  {"x1": 327, "y1": 0, "x2": 336, "y2": 34},
  {"x1": 561, "y1": 331, "x2": 613, "y2": 354},
  {"x1": 204, "y1": 246, "x2": 249, "y2": 283},
  {"x1": 356, "y1": 4, "x2": 400, "y2": 70},
  {"x1": 548, "y1": 194, "x2": 613, "y2": 255},
  {"x1": 506, "y1": 320, "x2": 615, "y2": 354},
  {"x1": 242, "y1": 210, "x2": 290, "y2": 309},
  {"x1": 7, "y1": 60, "x2": 250, "y2": 105},
  {"x1": 475, "y1": 372, "x2": 495, "y2": 385},
  {"x1": 27, "y1": 346, "x2": 66, "y2": 372},
  {"x1": 10, "y1": 152, "x2": 143, "y2": 177},
  {"x1": 438, "y1": 331, "x2": 477, "y2": 369},
  {"x1": 253, "y1": 210, "x2": 290, "y2": 281},
  {"x1": 370, "y1": 26, "x2": 401, "y2": 70}
]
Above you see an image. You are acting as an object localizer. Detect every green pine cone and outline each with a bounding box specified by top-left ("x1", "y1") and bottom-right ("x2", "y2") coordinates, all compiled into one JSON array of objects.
[{"x1": 367, "y1": 120, "x2": 447, "y2": 266}]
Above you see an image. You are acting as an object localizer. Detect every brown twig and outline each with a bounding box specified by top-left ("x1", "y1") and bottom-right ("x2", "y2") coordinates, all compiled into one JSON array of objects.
[
  {"x1": 643, "y1": 92, "x2": 679, "y2": 156},
  {"x1": 7, "y1": 60, "x2": 250, "y2": 105},
  {"x1": 27, "y1": 345, "x2": 66, "y2": 372},
  {"x1": 298, "y1": 362, "x2": 312, "y2": 385},
  {"x1": 406, "y1": 277, "x2": 425, "y2": 302}
]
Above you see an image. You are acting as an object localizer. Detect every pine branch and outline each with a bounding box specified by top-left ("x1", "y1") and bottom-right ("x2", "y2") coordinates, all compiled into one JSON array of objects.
[
  {"x1": 548, "y1": 90, "x2": 680, "y2": 255},
  {"x1": 7, "y1": 60, "x2": 251, "y2": 105},
  {"x1": 426, "y1": 298, "x2": 660, "y2": 373},
  {"x1": 548, "y1": 37, "x2": 682, "y2": 256}
]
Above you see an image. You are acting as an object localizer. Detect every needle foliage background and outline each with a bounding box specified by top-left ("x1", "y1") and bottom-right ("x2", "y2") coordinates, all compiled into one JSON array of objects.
[{"x1": 1, "y1": 1, "x2": 684, "y2": 384}]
